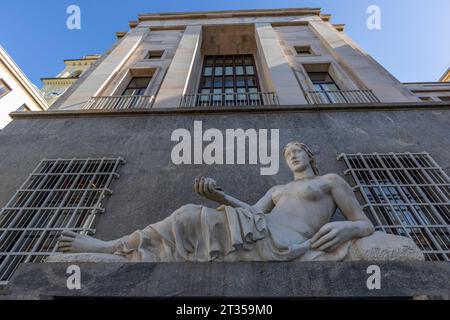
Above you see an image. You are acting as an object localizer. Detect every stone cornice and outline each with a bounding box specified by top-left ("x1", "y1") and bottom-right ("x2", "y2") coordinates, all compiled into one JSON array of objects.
[
  {"x1": 9, "y1": 102, "x2": 450, "y2": 120},
  {"x1": 137, "y1": 8, "x2": 322, "y2": 23},
  {"x1": 124, "y1": 8, "x2": 343, "y2": 32}
]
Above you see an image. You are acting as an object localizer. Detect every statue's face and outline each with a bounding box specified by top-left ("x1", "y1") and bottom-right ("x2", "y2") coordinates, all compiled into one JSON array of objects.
[{"x1": 285, "y1": 145, "x2": 311, "y2": 173}]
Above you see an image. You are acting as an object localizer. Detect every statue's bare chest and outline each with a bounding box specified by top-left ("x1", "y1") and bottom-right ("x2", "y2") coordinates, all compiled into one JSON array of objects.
[{"x1": 272, "y1": 178, "x2": 331, "y2": 204}]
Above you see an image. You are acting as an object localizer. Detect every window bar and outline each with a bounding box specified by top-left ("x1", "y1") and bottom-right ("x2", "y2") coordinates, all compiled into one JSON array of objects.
[
  {"x1": 0, "y1": 159, "x2": 74, "y2": 280},
  {"x1": 4, "y1": 159, "x2": 77, "y2": 269},
  {"x1": 23, "y1": 159, "x2": 87, "y2": 263},
  {"x1": 339, "y1": 152, "x2": 450, "y2": 261},
  {"x1": 426, "y1": 153, "x2": 450, "y2": 183},
  {"x1": 0, "y1": 159, "x2": 56, "y2": 245},
  {"x1": 338, "y1": 154, "x2": 386, "y2": 231},
  {"x1": 380, "y1": 153, "x2": 447, "y2": 258},
  {"x1": 388, "y1": 153, "x2": 448, "y2": 226},
  {"x1": 375, "y1": 153, "x2": 440, "y2": 226},
  {"x1": 406, "y1": 152, "x2": 450, "y2": 205},
  {"x1": 61, "y1": 159, "x2": 104, "y2": 236},
  {"x1": 0, "y1": 157, "x2": 124, "y2": 283},
  {"x1": 401, "y1": 153, "x2": 450, "y2": 260},
  {"x1": 357, "y1": 154, "x2": 410, "y2": 236},
  {"x1": 80, "y1": 158, "x2": 110, "y2": 233}
]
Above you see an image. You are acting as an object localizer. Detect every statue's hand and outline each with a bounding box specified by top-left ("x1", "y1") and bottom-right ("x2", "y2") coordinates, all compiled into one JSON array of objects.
[
  {"x1": 310, "y1": 221, "x2": 356, "y2": 252},
  {"x1": 194, "y1": 176, "x2": 225, "y2": 202}
]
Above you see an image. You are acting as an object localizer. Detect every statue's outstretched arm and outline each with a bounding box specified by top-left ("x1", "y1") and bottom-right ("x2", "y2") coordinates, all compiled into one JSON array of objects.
[{"x1": 194, "y1": 177, "x2": 275, "y2": 214}]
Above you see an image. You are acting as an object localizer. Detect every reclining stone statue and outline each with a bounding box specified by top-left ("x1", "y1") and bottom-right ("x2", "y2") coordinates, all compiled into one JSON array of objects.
[{"x1": 48, "y1": 142, "x2": 423, "y2": 263}]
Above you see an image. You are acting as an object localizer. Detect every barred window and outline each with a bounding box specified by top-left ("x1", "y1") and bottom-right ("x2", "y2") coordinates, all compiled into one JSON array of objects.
[
  {"x1": 0, "y1": 158, "x2": 124, "y2": 284},
  {"x1": 338, "y1": 152, "x2": 450, "y2": 261}
]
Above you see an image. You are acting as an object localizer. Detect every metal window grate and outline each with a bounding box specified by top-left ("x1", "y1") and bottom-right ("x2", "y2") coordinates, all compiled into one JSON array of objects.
[
  {"x1": 0, "y1": 157, "x2": 125, "y2": 284},
  {"x1": 338, "y1": 152, "x2": 450, "y2": 262}
]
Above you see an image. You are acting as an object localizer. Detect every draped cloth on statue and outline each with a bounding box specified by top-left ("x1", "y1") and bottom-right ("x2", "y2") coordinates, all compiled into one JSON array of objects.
[
  {"x1": 46, "y1": 204, "x2": 424, "y2": 263},
  {"x1": 113, "y1": 204, "x2": 352, "y2": 262}
]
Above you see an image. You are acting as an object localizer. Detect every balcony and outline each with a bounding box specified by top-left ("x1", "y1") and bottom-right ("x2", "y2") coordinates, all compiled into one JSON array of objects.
[
  {"x1": 180, "y1": 92, "x2": 279, "y2": 108},
  {"x1": 305, "y1": 90, "x2": 380, "y2": 104},
  {"x1": 82, "y1": 95, "x2": 155, "y2": 110}
]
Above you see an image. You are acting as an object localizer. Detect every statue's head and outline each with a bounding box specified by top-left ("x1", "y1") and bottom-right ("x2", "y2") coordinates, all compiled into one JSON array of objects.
[{"x1": 283, "y1": 142, "x2": 319, "y2": 175}]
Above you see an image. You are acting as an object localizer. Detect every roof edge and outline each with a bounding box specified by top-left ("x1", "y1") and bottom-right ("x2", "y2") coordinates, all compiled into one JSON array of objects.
[{"x1": 137, "y1": 7, "x2": 322, "y2": 22}]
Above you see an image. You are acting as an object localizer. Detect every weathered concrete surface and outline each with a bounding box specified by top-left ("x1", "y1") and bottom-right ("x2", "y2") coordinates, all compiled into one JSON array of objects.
[{"x1": 3, "y1": 262, "x2": 450, "y2": 299}]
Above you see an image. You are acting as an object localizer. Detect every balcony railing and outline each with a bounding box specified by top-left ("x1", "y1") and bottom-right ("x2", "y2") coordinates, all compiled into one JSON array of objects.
[
  {"x1": 180, "y1": 92, "x2": 279, "y2": 108},
  {"x1": 306, "y1": 90, "x2": 380, "y2": 104},
  {"x1": 82, "y1": 95, "x2": 155, "y2": 110}
]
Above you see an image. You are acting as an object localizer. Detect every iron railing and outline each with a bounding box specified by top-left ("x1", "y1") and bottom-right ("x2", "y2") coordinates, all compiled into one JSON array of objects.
[
  {"x1": 180, "y1": 92, "x2": 279, "y2": 107},
  {"x1": 306, "y1": 90, "x2": 380, "y2": 104},
  {"x1": 83, "y1": 95, "x2": 155, "y2": 110}
]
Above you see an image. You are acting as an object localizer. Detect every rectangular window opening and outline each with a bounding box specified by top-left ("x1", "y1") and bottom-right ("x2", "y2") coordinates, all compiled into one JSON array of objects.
[
  {"x1": 0, "y1": 157, "x2": 125, "y2": 284},
  {"x1": 294, "y1": 45, "x2": 313, "y2": 56},
  {"x1": 145, "y1": 50, "x2": 164, "y2": 60},
  {"x1": 122, "y1": 77, "x2": 152, "y2": 96}
]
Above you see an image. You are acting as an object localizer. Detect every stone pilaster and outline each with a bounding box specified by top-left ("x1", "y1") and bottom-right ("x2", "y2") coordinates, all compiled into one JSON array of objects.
[
  {"x1": 58, "y1": 27, "x2": 149, "y2": 110},
  {"x1": 153, "y1": 25, "x2": 202, "y2": 108},
  {"x1": 255, "y1": 23, "x2": 308, "y2": 105}
]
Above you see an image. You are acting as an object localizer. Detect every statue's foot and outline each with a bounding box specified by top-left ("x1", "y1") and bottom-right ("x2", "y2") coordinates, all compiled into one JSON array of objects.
[{"x1": 57, "y1": 230, "x2": 113, "y2": 254}]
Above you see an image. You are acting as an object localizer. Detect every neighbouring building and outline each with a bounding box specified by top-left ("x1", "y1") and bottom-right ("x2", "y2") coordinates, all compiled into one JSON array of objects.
[
  {"x1": 440, "y1": 67, "x2": 450, "y2": 82},
  {"x1": 41, "y1": 54, "x2": 101, "y2": 106},
  {"x1": 0, "y1": 46, "x2": 48, "y2": 129},
  {"x1": 403, "y1": 66, "x2": 450, "y2": 102},
  {"x1": 0, "y1": 8, "x2": 449, "y2": 299}
]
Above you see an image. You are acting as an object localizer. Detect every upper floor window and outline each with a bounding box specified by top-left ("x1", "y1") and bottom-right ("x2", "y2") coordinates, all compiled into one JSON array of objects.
[
  {"x1": 294, "y1": 45, "x2": 313, "y2": 56},
  {"x1": 306, "y1": 72, "x2": 342, "y2": 104},
  {"x1": 307, "y1": 72, "x2": 339, "y2": 92},
  {"x1": 122, "y1": 76, "x2": 152, "y2": 96},
  {"x1": 145, "y1": 50, "x2": 164, "y2": 60},
  {"x1": 0, "y1": 79, "x2": 11, "y2": 99},
  {"x1": 304, "y1": 64, "x2": 379, "y2": 104},
  {"x1": 339, "y1": 152, "x2": 450, "y2": 262},
  {"x1": 197, "y1": 54, "x2": 262, "y2": 106}
]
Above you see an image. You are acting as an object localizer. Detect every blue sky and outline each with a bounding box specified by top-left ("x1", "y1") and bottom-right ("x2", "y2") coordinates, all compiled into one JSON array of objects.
[{"x1": 1, "y1": 0, "x2": 449, "y2": 87}]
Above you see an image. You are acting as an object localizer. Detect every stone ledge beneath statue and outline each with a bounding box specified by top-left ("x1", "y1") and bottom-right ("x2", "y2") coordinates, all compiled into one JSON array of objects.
[{"x1": 3, "y1": 261, "x2": 449, "y2": 300}]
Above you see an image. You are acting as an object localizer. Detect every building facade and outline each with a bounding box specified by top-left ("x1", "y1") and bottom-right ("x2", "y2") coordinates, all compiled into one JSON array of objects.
[
  {"x1": 41, "y1": 54, "x2": 101, "y2": 106},
  {"x1": 0, "y1": 8, "x2": 449, "y2": 299},
  {"x1": 0, "y1": 46, "x2": 48, "y2": 129}
]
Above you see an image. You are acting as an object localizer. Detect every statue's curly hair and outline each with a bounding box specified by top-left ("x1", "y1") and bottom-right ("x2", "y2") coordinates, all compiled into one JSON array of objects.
[{"x1": 283, "y1": 142, "x2": 319, "y2": 176}]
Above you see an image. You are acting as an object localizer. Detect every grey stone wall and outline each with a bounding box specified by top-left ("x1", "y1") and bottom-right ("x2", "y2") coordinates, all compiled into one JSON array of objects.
[{"x1": 0, "y1": 108, "x2": 449, "y2": 240}]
